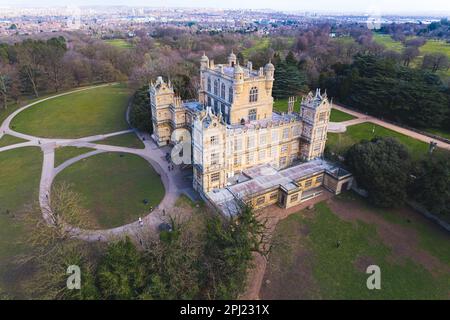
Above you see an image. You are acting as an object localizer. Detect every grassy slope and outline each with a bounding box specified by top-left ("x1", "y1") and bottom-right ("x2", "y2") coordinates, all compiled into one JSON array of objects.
[
  {"x1": 54, "y1": 146, "x2": 96, "y2": 167},
  {"x1": 264, "y1": 198, "x2": 450, "y2": 299},
  {"x1": 0, "y1": 135, "x2": 28, "y2": 148},
  {"x1": 0, "y1": 147, "x2": 42, "y2": 296},
  {"x1": 10, "y1": 84, "x2": 131, "y2": 139},
  {"x1": 329, "y1": 109, "x2": 356, "y2": 122},
  {"x1": 326, "y1": 122, "x2": 429, "y2": 160},
  {"x1": 53, "y1": 152, "x2": 165, "y2": 229},
  {"x1": 104, "y1": 39, "x2": 134, "y2": 49},
  {"x1": 96, "y1": 132, "x2": 145, "y2": 149}
]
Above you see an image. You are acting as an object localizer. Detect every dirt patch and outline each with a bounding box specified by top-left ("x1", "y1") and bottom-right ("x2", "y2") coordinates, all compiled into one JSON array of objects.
[
  {"x1": 327, "y1": 197, "x2": 450, "y2": 277},
  {"x1": 353, "y1": 255, "x2": 376, "y2": 273}
]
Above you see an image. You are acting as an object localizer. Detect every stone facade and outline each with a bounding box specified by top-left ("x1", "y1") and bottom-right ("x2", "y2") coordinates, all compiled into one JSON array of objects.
[{"x1": 150, "y1": 52, "x2": 350, "y2": 213}]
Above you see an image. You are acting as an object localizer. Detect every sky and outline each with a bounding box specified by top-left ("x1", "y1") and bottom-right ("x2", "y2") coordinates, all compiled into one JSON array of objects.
[{"x1": 1, "y1": 0, "x2": 450, "y2": 14}]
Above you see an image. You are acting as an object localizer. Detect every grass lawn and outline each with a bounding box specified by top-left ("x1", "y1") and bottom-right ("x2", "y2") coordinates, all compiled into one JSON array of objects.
[
  {"x1": 96, "y1": 132, "x2": 145, "y2": 149},
  {"x1": 372, "y1": 33, "x2": 405, "y2": 52},
  {"x1": 10, "y1": 84, "x2": 131, "y2": 139},
  {"x1": 53, "y1": 152, "x2": 165, "y2": 229},
  {"x1": 0, "y1": 135, "x2": 28, "y2": 148},
  {"x1": 54, "y1": 146, "x2": 96, "y2": 167},
  {"x1": 0, "y1": 147, "x2": 42, "y2": 297},
  {"x1": 329, "y1": 109, "x2": 356, "y2": 122},
  {"x1": 261, "y1": 195, "x2": 450, "y2": 299},
  {"x1": 326, "y1": 122, "x2": 429, "y2": 160},
  {"x1": 104, "y1": 39, "x2": 134, "y2": 49},
  {"x1": 241, "y1": 37, "x2": 271, "y2": 59}
]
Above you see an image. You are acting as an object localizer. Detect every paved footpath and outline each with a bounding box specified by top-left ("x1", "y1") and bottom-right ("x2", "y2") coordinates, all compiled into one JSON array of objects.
[
  {"x1": 329, "y1": 104, "x2": 450, "y2": 151},
  {"x1": 0, "y1": 84, "x2": 186, "y2": 242}
]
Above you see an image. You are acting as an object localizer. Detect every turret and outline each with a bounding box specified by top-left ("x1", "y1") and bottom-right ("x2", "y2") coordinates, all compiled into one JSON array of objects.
[
  {"x1": 200, "y1": 52, "x2": 209, "y2": 70},
  {"x1": 234, "y1": 62, "x2": 244, "y2": 94},
  {"x1": 264, "y1": 60, "x2": 275, "y2": 94},
  {"x1": 228, "y1": 50, "x2": 237, "y2": 67}
]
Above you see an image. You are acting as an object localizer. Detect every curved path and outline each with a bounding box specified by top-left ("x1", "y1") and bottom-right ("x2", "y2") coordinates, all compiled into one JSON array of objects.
[
  {"x1": 328, "y1": 104, "x2": 450, "y2": 151},
  {"x1": 0, "y1": 84, "x2": 184, "y2": 241}
]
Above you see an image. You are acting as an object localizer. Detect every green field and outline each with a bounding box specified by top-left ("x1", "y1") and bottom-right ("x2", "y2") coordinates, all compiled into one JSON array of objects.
[
  {"x1": 261, "y1": 195, "x2": 450, "y2": 299},
  {"x1": 10, "y1": 84, "x2": 131, "y2": 139},
  {"x1": 53, "y1": 152, "x2": 165, "y2": 229},
  {"x1": 372, "y1": 34, "x2": 405, "y2": 52},
  {"x1": 329, "y1": 109, "x2": 356, "y2": 122},
  {"x1": 0, "y1": 147, "x2": 42, "y2": 297},
  {"x1": 96, "y1": 132, "x2": 145, "y2": 149},
  {"x1": 241, "y1": 38, "x2": 271, "y2": 58},
  {"x1": 0, "y1": 135, "x2": 28, "y2": 148},
  {"x1": 327, "y1": 122, "x2": 429, "y2": 160},
  {"x1": 104, "y1": 39, "x2": 134, "y2": 49},
  {"x1": 54, "y1": 146, "x2": 96, "y2": 167}
]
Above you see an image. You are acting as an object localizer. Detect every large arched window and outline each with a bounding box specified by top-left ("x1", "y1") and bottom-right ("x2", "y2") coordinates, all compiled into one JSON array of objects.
[
  {"x1": 228, "y1": 87, "x2": 233, "y2": 103},
  {"x1": 221, "y1": 83, "x2": 226, "y2": 99},
  {"x1": 214, "y1": 80, "x2": 219, "y2": 95},
  {"x1": 249, "y1": 87, "x2": 258, "y2": 103},
  {"x1": 207, "y1": 77, "x2": 211, "y2": 92}
]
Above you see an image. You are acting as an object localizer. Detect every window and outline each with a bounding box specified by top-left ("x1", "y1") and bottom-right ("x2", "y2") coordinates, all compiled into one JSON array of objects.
[
  {"x1": 207, "y1": 96, "x2": 212, "y2": 107},
  {"x1": 214, "y1": 100, "x2": 219, "y2": 114},
  {"x1": 248, "y1": 109, "x2": 257, "y2": 121},
  {"x1": 316, "y1": 175, "x2": 323, "y2": 184},
  {"x1": 210, "y1": 135, "x2": 218, "y2": 145},
  {"x1": 256, "y1": 196, "x2": 265, "y2": 205},
  {"x1": 228, "y1": 87, "x2": 233, "y2": 103},
  {"x1": 319, "y1": 112, "x2": 327, "y2": 122},
  {"x1": 293, "y1": 125, "x2": 301, "y2": 136},
  {"x1": 259, "y1": 150, "x2": 265, "y2": 160},
  {"x1": 234, "y1": 137, "x2": 242, "y2": 151},
  {"x1": 269, "y1": 192, "x2": 278, "y2": 201},
  {"x1": 282, "y1": 128, "x2": 290, "y2": 140},
  {"x1": 247, "y1": 136, "x2": 255, "y2": 149},
  {"x1": 291, "y1": 194, "x2": 299, "y2": 202},
  {"x1": 314, "y1": 143, "x2": 322, "y2": 152},
  {"x1": 246, "y1": 152, "x2": 254, "y2": 164},
  {"x1": 207, "y1": 78, "x2": 211, "y2": 92},
  {"x1": 221, "y1": 103, "x2": 226, "y2": 115},
  {"x1": 214, "y1": 80, "x2": 219, "y2": 95},
  {"x1": 249, "y1": 86, "x2": 258, "y2": 103},
  {"x1": 281, "y1": 144, "x2": 288, "y2": 154},
  {"x1": 221, "y1": 83, "x2": 226, "y2": 99},
  {"x1": 259, "y1": 133, "x2": 267, "y2": 146},
  {"x1": 271, "y1": 130, "x2": 279, "y2": 143},
  {"x1": 211, "y1": 153, "x2": 219, "y2": 165},
  {"x1": 305, "y1": 179, "x2": 312, "y2": 188},
  {"x1": 280, "y1": 156, "x2": 287, "y2": 166},
  {"x1": 211, "y1": 172, "x2": 220, "y2": 183}
]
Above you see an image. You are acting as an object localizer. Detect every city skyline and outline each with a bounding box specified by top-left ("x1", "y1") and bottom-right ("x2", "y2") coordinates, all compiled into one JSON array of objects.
[{"x1": 1, "y1": 0, "x2": 450, "y2": 15}]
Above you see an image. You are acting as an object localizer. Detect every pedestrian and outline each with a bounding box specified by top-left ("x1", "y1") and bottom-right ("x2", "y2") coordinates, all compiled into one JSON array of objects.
[
  {"x1": 336, "y1": 240, "x2": 341, "y2": 248},
  {"x1": 163, "y1": 209, "x2": 166, "y2": 216},
  {"x1": 138, "y1": 217, "x2": 143, "y2": 227}
]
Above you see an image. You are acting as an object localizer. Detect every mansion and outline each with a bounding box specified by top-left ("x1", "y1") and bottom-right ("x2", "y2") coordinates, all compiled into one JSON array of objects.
[{"x1": 150, "y1": 52, "x2": 352, "y2": 215}]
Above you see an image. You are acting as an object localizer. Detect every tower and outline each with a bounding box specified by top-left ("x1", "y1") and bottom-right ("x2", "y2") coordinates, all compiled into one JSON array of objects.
[
  {"x1": 150, "y1": 76, "x2": 176, "y2": 146},
  {"x1": 300, "y1": 89, "x2": 331, "y2": 161}
]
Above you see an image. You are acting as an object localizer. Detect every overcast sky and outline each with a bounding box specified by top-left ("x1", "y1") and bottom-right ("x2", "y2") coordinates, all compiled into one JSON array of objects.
[{"x1": 1, "y1": 0, "x2": 450, "y2": 14}]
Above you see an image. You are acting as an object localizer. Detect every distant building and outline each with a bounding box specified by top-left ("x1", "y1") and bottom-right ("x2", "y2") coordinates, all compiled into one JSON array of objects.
[{"x1": 150, "y1": 52, "x2": 352, "y2": 215}]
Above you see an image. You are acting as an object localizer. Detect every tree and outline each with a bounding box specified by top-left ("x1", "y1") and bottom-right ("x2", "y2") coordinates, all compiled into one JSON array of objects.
[
  {"x1": 16, "y1": 39, "x2": 45, "y2": 97},
  {"x1": 129, "y1": 86, "x2": 153, "y2": 133},
  {"x1": 18, "y1": 182, "x2": 98, "y2": 299},
  {"x1": 401, "y1": 46, "x2": 419, "y2": 67},
  {"x1": 409, "y1": 152, "x2": 450, "y2": 218},
  {"x1": 273, "y1": 55, "x2": 308, "y2": 100},
  {"x1": 201, "y1": 205, "x2": 270, "y2": 299},
  {"x1": 422, "y1": 53, "x2": 450, "y2": 73},
  {"x1": 0, "y1": 62, "x2": 19, "y2": 109},
  {"x1": 346, "y1": 137, "x2": 412, "y2": 208},
  {"x1": 96, "y1": 238, "x2": 146, "y2": 299},
  {"x1": 41, "y1": 37, "x2": 68, "y2": 92}
]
